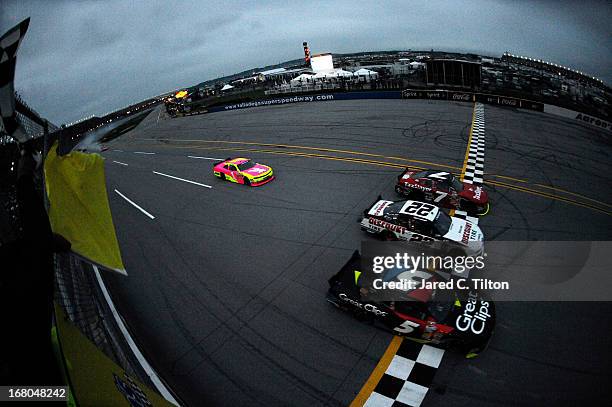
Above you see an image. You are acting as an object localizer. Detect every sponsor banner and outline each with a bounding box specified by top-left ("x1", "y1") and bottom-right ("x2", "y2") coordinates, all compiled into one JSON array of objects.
[
  {"x1": 498, "y1": 96, "x2": 520, "y2": 107},
  {"x1": 519, "y1": 99, "x2": 544, "y2": 112},
  {"x1": 544, "y1": 104, "x2": 611, "y2": 132},
  {"x1": 448, "y1": 91, "x2": 473, "y2": 102},
  {"x1": 475, "y1": 93, "x2": 498, "y2": 104},
  {"x1": 402, "y1": 89, "x2": 447, "y2": 99},
  {"x1": 209, "y1": 91, "x2": 401, "y2": 113},
  {"x1": 333, "y1": 90, "x2": 401, "y2": 100},
  {"x1": 574, "y1": 112, "x2": 611, "y2": 131}
]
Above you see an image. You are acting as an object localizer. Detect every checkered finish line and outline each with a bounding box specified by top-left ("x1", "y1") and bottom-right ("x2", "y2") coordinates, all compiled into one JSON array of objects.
[
  {"x1": 462, "y1": 103, "x2": 485, "y2": 185},
  {"x1": 357, "y1": 102, "x2": 486, "y2": 407},
  {"x1": 364, "y1": 340, "x2": 445, "y2": 407},
  {"x1": 454, "y1": 102, "x2": 486, "y2": 225}
]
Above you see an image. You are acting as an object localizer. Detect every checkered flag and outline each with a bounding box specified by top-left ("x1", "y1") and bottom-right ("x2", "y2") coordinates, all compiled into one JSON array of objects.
[{"x1": 0, "y1": 18, "x2": 30, "y2": 143}]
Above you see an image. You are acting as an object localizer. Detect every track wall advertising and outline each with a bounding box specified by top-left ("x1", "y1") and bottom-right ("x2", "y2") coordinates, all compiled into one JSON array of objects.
[
  {"x1": 544, "y1": 104, "x2": 611, "y2": 132},
  {"x1": 204, "y1": 88, "x2": 608, "y2": 133},
  {"x1": 402, "y1": 89, "x2": 610, "y2": 132},
  {"x1": 208, "y1": 91, "x2": 401, "y2": 112}
]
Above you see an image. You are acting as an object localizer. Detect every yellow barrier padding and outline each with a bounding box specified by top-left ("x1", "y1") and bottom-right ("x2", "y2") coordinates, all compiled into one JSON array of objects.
[
  {"x1": 44, "y1": 141, "x2": 125, "y2": 274},
  {"x1": 54, "y1": 303, "x2": 175, "y2": 407}
]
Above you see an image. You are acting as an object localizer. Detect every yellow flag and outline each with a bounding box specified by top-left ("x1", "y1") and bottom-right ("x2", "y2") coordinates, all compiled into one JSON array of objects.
[{"x1": 44, "y1": 141, "x2": 126, "y2": 274}]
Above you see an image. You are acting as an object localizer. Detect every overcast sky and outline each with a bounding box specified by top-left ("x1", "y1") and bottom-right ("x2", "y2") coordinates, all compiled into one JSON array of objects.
[{"x1": 1, "y1": 0, "x2": 610, "y2": 125}]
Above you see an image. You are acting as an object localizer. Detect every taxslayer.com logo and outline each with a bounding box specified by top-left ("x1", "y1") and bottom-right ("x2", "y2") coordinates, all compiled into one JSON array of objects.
[
  {"x1": 456, "y1": 292, "x2": 491, "y2": 335},
  {"x1": 408, "y1": 182, "x2": 432, "y2": 192},
  {"x1": 339, "y1": 293, "x2": 388, "y2": 316}
]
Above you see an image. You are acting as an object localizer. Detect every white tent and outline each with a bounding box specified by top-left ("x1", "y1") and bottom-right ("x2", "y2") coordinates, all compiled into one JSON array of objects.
[
  {"x1": 354, "y1": 68, "x2": 378, "y2": 77},
  {"x1": 334, "y1": 69, "x2": 354, "y2": 78},
  {"x1": 313, "y1": 71, "x2": 332, "y2": 80},
  {"x1": 220, "y1": 84, "x2": 234, "y2": 91},
  {"x1": 290, "y1": 73, "x2": 314, "y2": 84}
]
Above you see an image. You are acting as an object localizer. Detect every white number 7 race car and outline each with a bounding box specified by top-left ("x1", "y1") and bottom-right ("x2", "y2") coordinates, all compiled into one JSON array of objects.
[{"x1": 360, "y1": 197, "x2": 484, "y2": 255}]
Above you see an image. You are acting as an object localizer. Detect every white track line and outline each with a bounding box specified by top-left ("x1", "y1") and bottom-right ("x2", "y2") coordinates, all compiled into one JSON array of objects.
[
  {"x1": 187, "y1": 155, "x2": 223, "y2": 160},
  {"x1": 93, "y1": 265, "x2": 178, "y2": 405},
  {"x1": 134, "y1": 151, "x2": 156, "y2": 155},
  {"x1": 113, "y1": 149, "x2": 124, "y2": 152},
  {"x1": 152, "y1": 171, "x2": 212, "y2": 188},
  {"x1": 113, "y1": 160, "x2": 128, "y2": 166},
  {"x1": 114, "y1": 189, "x2": 155, "y2": 219}
]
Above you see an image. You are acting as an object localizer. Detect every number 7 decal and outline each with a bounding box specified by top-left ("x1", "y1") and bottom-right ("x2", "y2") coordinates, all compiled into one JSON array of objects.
[{"x1": 434, "y1": 191, "x2": 448, "y2": 202}]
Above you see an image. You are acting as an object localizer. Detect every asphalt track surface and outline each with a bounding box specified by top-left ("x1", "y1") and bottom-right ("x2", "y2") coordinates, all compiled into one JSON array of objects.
[{"x1": 99, "y1": 100, "x2": 612, "y2": 406}]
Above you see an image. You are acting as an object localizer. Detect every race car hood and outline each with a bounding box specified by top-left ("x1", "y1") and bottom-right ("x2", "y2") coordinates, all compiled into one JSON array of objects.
[
  {"x1": 449, "y1": 291, "x2": 495, "y2": 346},
  {"x1": 443, "y1": 218, "x2": 484, "y2": 253},
  {"x1": 459, "y1": 184, "x2": 488, "y2": 204},
  {"x1": 366, "y1": 199, "x2": 394, "y2": 217},
  {"x1": 242, "y1": 163, "x2": 272, "y2": 178}
]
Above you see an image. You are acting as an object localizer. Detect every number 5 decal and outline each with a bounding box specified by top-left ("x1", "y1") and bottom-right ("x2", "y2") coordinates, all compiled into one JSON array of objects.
[
  {"x1": 394, "y1": 320, "x2": 420, "y2": 334},
  {"x1": 434, "y1": 191, "x2": 448, "y2": 202}
]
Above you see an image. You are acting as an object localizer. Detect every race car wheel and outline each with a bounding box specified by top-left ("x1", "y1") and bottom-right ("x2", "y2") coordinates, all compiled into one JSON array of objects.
[
  {"x1": 379, "y1": 230, "x2": 394, "y2": 241},
  {"x1": 395, "y1": 185, "x2": 407, "y2": 195},
  {"x1": 243, "y1": 178, "x2": 251, "y2": 186},
  {"x1": 217, "y1": 173, "x2": 225, "y2": 180},
  {"x1": 476, "y1": 202, "x2": 491, "y2": 217}
]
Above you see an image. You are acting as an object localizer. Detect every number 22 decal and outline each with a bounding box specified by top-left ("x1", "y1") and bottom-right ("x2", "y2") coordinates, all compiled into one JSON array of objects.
[{"x1": 403, "y1": 201, "x2": 436, "y2": 217}]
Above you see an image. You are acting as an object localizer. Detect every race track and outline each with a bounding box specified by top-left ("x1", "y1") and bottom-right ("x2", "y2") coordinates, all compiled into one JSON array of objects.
[{"x1": 99, "y1": 99, "x2": 612, "y2": 406}]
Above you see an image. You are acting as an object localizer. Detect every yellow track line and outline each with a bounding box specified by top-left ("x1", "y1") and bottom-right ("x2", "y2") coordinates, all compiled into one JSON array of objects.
[
  {"x1": 150, "y1": 142, "x2": 611, "y2": 215},
  {"x1": 142, "y1": 138, "x2": 463, "y2": 171},
  {"x1": 164, "y1": 144, "x2": 417, "y2": 169},
  {"x1": 534, "y1": 183, "x2": 612, "y2": 209},
  {"x1": 486, "y1": 179, "x2": 612, "y2": 216},
  {"x1": 145, "y1": 138, "x2": 612, "y2": 211},
  {"x1": 349, "y1": 336, "x2": 403, "y2": 407},
  {"x1": 487, "y1": 174, "x2": 528, "y2": 183}
]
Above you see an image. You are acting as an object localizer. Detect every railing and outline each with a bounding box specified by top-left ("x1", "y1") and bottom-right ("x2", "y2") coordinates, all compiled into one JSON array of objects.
[{"x1": 12, "y1": 98, "x2": 179, "y2": 402}]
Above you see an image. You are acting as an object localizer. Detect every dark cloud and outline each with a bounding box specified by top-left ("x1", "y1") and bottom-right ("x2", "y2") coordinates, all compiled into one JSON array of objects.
[{"x1": 1, "y1": 0, "x2": 610, "y2": 124}]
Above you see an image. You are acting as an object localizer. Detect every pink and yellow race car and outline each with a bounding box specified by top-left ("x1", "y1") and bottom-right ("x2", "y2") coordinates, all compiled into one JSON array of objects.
[{"x1": 213, "y1": 157, "x2": 275, "y2": 186}]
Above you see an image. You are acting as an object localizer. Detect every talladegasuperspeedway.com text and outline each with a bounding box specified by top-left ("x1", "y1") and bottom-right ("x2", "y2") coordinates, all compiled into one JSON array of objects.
[{"x1": 224, "y1": 94, "x2": 334, "y2": 110}]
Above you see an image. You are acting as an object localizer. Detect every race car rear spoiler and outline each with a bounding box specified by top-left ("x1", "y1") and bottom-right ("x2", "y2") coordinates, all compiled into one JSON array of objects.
[
  {"x1": 328, "y1": 249, "x2": 361, "y2": 287},
  {"x1": 363, "y1": 194, "x2": 383, "y2": 217},
  {"x1": 212, "y1": 157, "x2": 233, "y2": 167},
  {"x1": 398, "y1": 167, "x2": 410, "y2": 181}
]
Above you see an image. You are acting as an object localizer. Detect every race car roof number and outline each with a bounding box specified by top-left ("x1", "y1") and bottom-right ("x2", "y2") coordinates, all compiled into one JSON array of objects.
[{"x1": 399, "y1": 201, "x2": 438, "y2": 221}]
